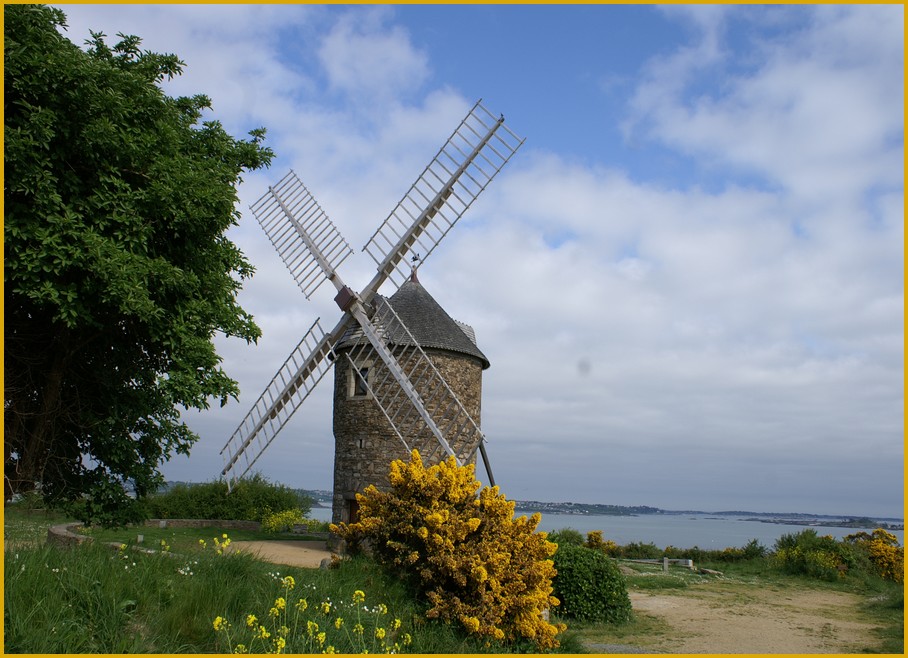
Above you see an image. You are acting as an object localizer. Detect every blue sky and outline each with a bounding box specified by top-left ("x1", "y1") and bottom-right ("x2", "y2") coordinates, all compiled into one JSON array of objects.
[{"x1": 56, "y1": 5, "x2": 903, "y2": 517}]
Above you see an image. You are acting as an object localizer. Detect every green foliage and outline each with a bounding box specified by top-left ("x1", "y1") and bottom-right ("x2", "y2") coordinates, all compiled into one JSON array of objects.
[
  {"x1": 844, "y1": 529, "x2": 904, "y2": 583},
  {"x1": 4, "y1": 541, "x2": 393, "y2": 653},
  {"x1": 551, "y1": 543, "x2": 632, "y2": 623},
  {"x1": 146, "y1": 474, "x2": 310, "y2": 522},
  {"x1": 585, "y1": 529, "x2": 620, "y2": 556},
  {"x1": 624, "y1": 574, "x2": 688, "y2": 589},
  {"x1": 620, "y1": 541, "x2": 662, "y2": 560},
  {"x1": 547, "y1": 527, "x2": 584, "y2": 547},
  {"x1": 663, "y1": 538, "x2": 768, "y2": 563},
  {"x1": 5, "y1": 534, "x2": 560, "y2": 654},
  {"x1": 773, "y1": 529, "x2": 857, "y2": 580},
  {"x1": 260, "y1": 508, "x2": 306, "y2": 534},
  {"x1": 4, "y1": 4, "x2": 273, "y2": 526},
  {"x1": 332, "y1": 451, "x2": 566, "y2": 651}
]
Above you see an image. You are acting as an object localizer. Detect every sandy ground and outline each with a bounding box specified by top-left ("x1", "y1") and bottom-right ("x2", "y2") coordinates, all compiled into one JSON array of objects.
[
  {"x1": 625, "y1": 585, "x2": 878, "y2": 654},
  {"x1": 227, "y1": 540, "x2": 334, "y2": 568},
  {"x1": 227, "y1": 541, "x2": 881, "y2": 653}
]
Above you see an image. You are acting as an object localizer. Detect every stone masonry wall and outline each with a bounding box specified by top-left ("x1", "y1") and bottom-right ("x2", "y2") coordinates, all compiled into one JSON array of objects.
[{"x1": 331, "y1": 347, "x2": 483, "y2": 526}]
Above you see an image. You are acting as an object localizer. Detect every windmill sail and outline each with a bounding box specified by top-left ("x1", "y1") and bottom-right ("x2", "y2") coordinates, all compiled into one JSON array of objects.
[
  {"x1": 221, "y1": 100, "x2": 522, "y2": 492},
  {"x1": 250, "y1": 171, "x2": 354, "y2": 300},
  {"x1": 220, "y1": 319, "x2": 336, "y2": 487},
  {"x1": 360, "y1": 100, "x2": 524, "y2": 297}
]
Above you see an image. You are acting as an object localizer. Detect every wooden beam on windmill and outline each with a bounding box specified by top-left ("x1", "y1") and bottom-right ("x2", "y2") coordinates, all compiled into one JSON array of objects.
[{"x1": 219, "y1": 100, "x2": 524, "y2": 492}]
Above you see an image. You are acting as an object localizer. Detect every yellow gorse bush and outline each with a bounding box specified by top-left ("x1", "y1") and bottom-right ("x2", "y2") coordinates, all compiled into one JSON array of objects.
[
  {"x1": 846, "y1": 528, "x2": 904, "y2": 583},
  {"x1": 261, "y1": 508, "x2": 306, "y2": 534},
  {"x1": 331, "y1": 450, "x2": 566, "y2": 651}
]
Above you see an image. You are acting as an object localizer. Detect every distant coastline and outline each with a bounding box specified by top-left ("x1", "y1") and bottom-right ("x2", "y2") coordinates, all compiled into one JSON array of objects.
[
  {"x1": 509, "y1": 500, "x2": 903, "y2": 531},
  {"x1": 162, "y1": 483, "x2": 903, "y2": 532}
]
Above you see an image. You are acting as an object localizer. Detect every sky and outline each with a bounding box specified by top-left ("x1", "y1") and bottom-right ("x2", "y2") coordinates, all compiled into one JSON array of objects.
[{"x1": 55, "y1": 4, "x2": 904, "y2": 518}]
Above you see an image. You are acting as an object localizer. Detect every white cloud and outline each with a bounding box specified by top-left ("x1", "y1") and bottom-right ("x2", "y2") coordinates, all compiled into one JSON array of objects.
[
  {"x1": 628, "y1": 5, "x2": 903, "y2": 205},
  {"x1": 49, "y1": 5, "x2": 902, "y2": 517},
  {"x1": 317, "y1": 8, "x2": 430, "y2": 103}
]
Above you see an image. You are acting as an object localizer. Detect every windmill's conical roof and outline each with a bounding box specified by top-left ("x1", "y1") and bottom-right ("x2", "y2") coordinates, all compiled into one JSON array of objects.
[{"x1": 336, "y1": 276, "x2": 490, "y2": 369}]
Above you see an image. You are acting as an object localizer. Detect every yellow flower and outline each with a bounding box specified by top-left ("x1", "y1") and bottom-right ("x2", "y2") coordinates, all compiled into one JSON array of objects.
[
  {"x1": 353, "y1": 590, "x2": 366, "y2": 604},
  {"x1": 317, "y1": 632, "x2": 326, "y2": 646},
  {"x1": 199, "y1": 539, "x2": 207, "y2": 548},
  {"x1": 375, "y1": 627, "x2": 386, "y2": 640},
  {"x1": 353, "y1": 623, "x2": 364, "y2": 635},
  {"x1": 391, "y1": 618, "x2": 401, "y2": 631},
  {"x1": 274, "y1": 597, "x2": 286, "y2": 611},
  {"x1": 306, "y1": 620, "x2": 319, "y2": 637},
  {"x1": 296, "y1": 598, "x2": 309, "y2": 612},
  {"x1": 233, "y1": 644, "x2": 247, "y2": 653},
  {"x1": 401, "y1": 633, "x2": 412, "y2": 646},
  {"x1": 461, "y1": 616, "x2": 480, "y2": 633},
  {"x1": 256, "y1": 625, "x2": 271, "y2": 640},
  {"x1": 222, "y1": 533, "x2": 229, "y2": 539},
  {"x1": 213, "y1": 616, "x2": 229, "y2": 631},
  {"x1": 246, "y1": 614, "x2": 257, "y2": 628},
  {"x1": 377, "y1": 603, "x2": 387, "y2": 615},
  {"x1": 269, "y1": 607, "x2": 280, "y2": 618},
  {"x1": 279, "y1": 625, "x2": 289, "y2": 637},
  {"x1": 334, "y1": 617, "x2": 344, "y2": 630},
  {"x1": 324, "y1": 646, "x2": 336, "y2": 654},
  {"x1": 320, "y1": 601, "x2": 332, "y2": 614},
  {"x1": 273, "y1": 636, "x2": 286, "y2": 652},
  {"x1": 281, "y1": 575, "x2": 295, "y2": 590}
]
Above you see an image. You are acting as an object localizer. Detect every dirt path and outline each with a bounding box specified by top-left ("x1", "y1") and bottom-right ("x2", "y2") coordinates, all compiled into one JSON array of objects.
[
  {"x1": 227, "y1": 540, "x2": 333, "y2": 568},
  {"x1": 621, "y1": 582, "x2": 878, "y2": 654}
]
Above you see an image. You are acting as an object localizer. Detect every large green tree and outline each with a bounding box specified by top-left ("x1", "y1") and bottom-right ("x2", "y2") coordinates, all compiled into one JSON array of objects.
[{"x1": 4, "y1": 5, "x2": 274, "y2": 524}]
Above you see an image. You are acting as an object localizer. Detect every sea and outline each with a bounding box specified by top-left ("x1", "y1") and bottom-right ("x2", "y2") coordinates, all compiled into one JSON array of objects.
[{"x1": 307, "y1": 506, "x2": 903, "y2": 550}]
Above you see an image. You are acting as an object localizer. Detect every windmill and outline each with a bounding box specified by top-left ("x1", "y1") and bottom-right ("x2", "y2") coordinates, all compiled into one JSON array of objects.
[{"x1": 219, "y1": 100, "x2": 523, "y2": 523}]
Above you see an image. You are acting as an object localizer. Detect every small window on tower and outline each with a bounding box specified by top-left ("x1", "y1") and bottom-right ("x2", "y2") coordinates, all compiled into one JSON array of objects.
[{"x1": 351, "y1": 365, "x2": 369, "y2": 398}]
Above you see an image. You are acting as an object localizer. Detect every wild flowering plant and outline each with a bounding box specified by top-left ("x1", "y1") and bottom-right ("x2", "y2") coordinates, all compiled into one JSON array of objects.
[
  {"x1": 212, "y1": 580, "x2": 409, "y2": 654},
  {"x1": 845, "y1": 529, "x2": 904, "y2": 583},
  {"x1": 260, "y1": 508, "x2": 306, "y2": 534},
  {"x1": 585, "y1": 530, "x2": 620, "y2": 556},
  {"x1": 331, "y1": 450, "x2": 565, "y2": 651},
  {"x1": 773, "y1": 530, "x2": 853, "y2": 580}
]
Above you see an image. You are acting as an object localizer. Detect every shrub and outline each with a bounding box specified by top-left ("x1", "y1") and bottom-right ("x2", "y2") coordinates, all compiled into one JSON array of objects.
[
  {"x1": 331, "y1": 450, "x2": 565, "y2": 651},
  {"x1": 585, "y1": 530, "x2": 620, "y2": 557},
  {"x1": 620, "y1": 541, "x2": 661, "y2": 560},
  {"x1": 548, "y1": 528, "x2": 584, "y2": 547},
  {"x1": 147, "y1": 474, "x2": 310, "y2": 522},
  {"x1": 845, "y1": 529, "x2": 904, "y2": 583},
  {"x1": 552, "y1": 544, "x2": 631, "y2": 623},
  {"x1": 260, "y1": 508, "x2": 306, "y2": 534},
  {"x1": 773, "y1": 529, "x2": 855, "y2": 580}
]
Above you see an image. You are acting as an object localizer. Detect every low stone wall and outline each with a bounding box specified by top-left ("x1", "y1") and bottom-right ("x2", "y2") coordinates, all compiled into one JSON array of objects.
[
  {"x1": 46, "y1": 518, "x2": 328, "y2": 551},
  {"x1": 143, "y1": 518, "x2": 261, "y2": 531},
  {"x1": 46, "y1": 522, "x2": 129, "y2": 553},
  {"x1": 47, "y1": 522, "x2": 90, "y2": 548},
  {"x1": 47, "y1": 519, "x2": 263, "y2": 548}
]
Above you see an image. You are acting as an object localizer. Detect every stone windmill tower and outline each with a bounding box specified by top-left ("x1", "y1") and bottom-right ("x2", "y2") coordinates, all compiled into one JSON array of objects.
[
  {"x1": 218, "y1": 101, "x2": 522, "y2": 526},
  {"x1": 331, "y1": 267, "x2": 490, "y2": 524}
]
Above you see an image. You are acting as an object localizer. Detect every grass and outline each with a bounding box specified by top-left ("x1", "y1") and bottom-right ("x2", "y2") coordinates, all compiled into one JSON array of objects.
[
  {"x1": 5, "y1": 506, "x2": 903, "y2": 654},
  {"x1": 77, "y1": 521, "x2": 326, "y2": 553},
  {"x1": 4, "y1": 535, "x2": 504, "y2": 653},
  {"x1": 4, "y1": 507, "x2": 74, "y2": 546},
  {"x1": 2, "y1": 507, "x2": 555, "y2": 653}
]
